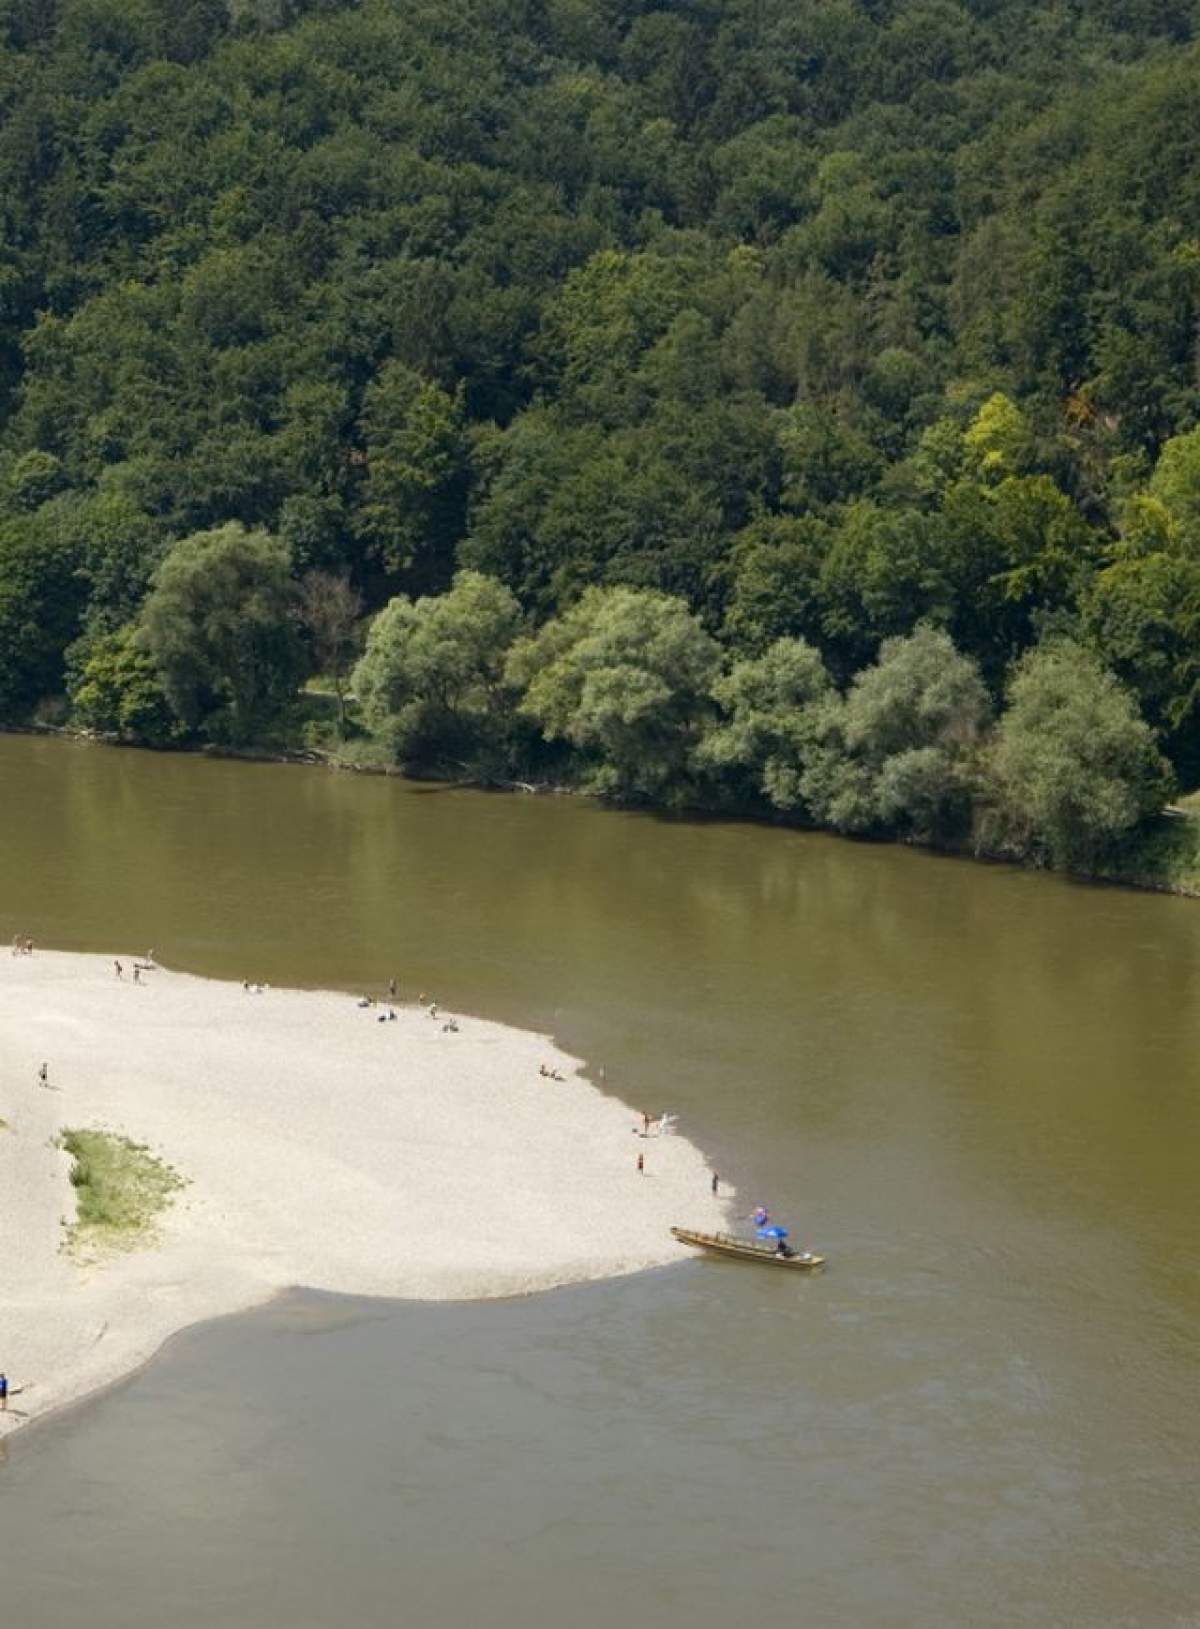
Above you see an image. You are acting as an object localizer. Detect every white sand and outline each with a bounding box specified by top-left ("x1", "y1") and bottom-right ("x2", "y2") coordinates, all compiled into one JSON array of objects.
[{"x1": 0, "y1": 951, "x2": 726, "y2": 1436}]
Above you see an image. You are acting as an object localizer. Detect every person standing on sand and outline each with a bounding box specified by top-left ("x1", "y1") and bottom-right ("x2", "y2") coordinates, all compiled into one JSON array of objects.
[
  {"x1": 37, "y1": 1062, "x2": 48, "y2": 1088},
  {"x1": 0, "y1": 1373, "x2": 7, "y2": 1410},
  {"x1": 388, "y1": 977, "x2": 397, "y2": 1000},
  {"x1": 637, "y1": 1153, "x2": 644, "y2": 1174},
  {"x1": 114, "y1": 959, "x2": 123, "y2": 979},
  {"x1": 712, "y1": 1173, "x2": 719, "y2": 1196},
  {"x1": 133, "y1": 965, "x2": 141, "y2": 984}
]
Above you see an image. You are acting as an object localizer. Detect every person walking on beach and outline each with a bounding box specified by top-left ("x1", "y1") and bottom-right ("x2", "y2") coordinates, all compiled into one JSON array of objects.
[
  {"x1": 37, "y1": 1062, "x2": 48, "y2": 1089},
  {"x1": 387, "y1": 976, "x2": 397, "y2": 1000},
  {"x1": 114, "y1": 959, "x2": 123, "y2": 979},
  {"x1": 711, "y1": 1172, "x2": 719, "y2": 1196},
  {"x1": 637, "y1": 1152, "x2": 644, "y2": 1175},
  {"x1": 133, "y1": 965, "x2": 141, "y2": 984},
  {"x1": 0, "y1": 1373, "x2": 7, "y2": 1411}
]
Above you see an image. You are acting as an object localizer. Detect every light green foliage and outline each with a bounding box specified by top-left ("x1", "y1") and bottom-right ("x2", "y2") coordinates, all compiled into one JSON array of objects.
[
  {"x1": 699, "y1": 639, "x2": 834, "y2": 810},
  {"x1": 1147, "y1": 426, "x2": 1200, "y2": 548},
  {"x1": 962, "y1": 394, "x2": 1035, "y2": 483},
  {"x1": 139, "y1": 523, "x2": 304, "y2": 742},
  {"x1": 803, "y1": 625, "x2": 990, "y2": 838},
  {"x1": 57, "y1": 1129, "x2": 186, "y2": 1260},
  {"x1": 69, "y1": 624, "x2": 183, "y2": 745},
  {"x1": 507, "y1": 587, "x2": 721, "y2": 801},
  {"x1": 903, "y1": 418, "x2": 967, "y2": 502},
  {"x1": 986, "y1": 641, "x2": 1174, "y2": 868},
  {"x1": 352, "y1": 570, "x2": 522, "y2": 769},
  {"x1": 6, "y1": 450, "x2": 68, "y2": 512}
]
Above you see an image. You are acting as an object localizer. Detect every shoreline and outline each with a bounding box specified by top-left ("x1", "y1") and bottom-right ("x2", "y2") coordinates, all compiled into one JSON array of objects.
[
  {"x1": 0, "y1": 951, "x2": 726, "y2": 1438},
  {"x1": 8, "y1": 722, "x2": 1199, "y2": 900}
]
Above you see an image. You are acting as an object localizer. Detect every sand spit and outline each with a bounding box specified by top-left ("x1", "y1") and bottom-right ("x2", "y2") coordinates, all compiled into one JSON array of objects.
[{"x1": 0, "y1": 951, "x2": 726, "y2": 1436}]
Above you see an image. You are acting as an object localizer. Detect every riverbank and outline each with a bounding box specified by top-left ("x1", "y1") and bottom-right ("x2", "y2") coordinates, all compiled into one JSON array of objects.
[
  {"x1": 10, "y1": 720, "x2": 1200, "y2": 899},
  {"x1": 0, "y1": 951, "x2": 724, "y2": 1437}
]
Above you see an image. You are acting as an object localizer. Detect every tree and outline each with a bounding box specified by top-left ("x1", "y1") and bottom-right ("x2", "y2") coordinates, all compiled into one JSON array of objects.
[
  {"x1": 962, "y1": 393, "x2": 1036, "y2": 483},
  {"x1": 801, "y1": 625, "x2": 990, "y2": 840},
  {"x1": 1147, "y1": 425, "x2": 1200, "y2": 549},
  {"x1": 721, "y1": 516, "x2": 832, "y2": 657},
  {"x1": 0, "y1": 506, "x2": 89, "y2": 719},
  {"x1": 139, "y1": 524, "x2": 304, "y2": 742},
  {"x1": 986, "y1": 641, "x2": 1173, "y2": 868},
  {"x1": 297, "y1": 572, "x2": 362, "y2": 736},
  {"x1": 352, "y1": 571, "x2": 522, "y2": 771},
  {"x1": 1082, "y1": 551, "x2": 1200, "y2": 769},
  {"x1": 506, "y1": 586, "x2": 722, "y2": 801},
  {"x1": 353, "y1": 363, "x2": 469, "y2": 586},
  {"x1": 69, "y1": 625, "x2": 182, "y2": 746},
  {"x1": 698, "y1": 638, "x2": 833, "y2": 811},
  {"x1": 817, "y1": 503, "x2": 956, "y2": 678}
]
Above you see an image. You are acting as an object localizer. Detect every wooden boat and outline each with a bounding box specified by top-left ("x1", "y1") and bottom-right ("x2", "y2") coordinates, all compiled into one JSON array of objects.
[{"x1": 671, "y1": 1226, "x2": 825, "y2": 1269}]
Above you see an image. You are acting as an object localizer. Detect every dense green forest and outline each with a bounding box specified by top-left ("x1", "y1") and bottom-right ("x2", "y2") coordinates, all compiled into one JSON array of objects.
[{"x1": 3, "y1": 0, "x2": 1200, "y2": 873}]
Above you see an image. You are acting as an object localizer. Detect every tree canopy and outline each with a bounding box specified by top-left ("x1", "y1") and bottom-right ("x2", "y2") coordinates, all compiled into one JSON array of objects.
[{"x1": 0, "y1": 0, "x2": 1195, "y2": 866}]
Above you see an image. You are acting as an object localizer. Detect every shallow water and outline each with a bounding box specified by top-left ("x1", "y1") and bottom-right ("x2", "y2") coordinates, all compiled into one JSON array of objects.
[{"x1": 1, "y1": 735, "x2": 1198, "y2": 1625}]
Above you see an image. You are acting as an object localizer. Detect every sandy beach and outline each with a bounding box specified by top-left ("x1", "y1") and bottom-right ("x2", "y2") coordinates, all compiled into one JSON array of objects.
[{"x1": 0, "y1": 951, "x2": 726, "y2": 1437}]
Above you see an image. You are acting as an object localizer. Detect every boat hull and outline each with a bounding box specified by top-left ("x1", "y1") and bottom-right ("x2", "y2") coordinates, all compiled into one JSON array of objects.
[{"x1": 670, "y1": 1226, "x2": 825, "y2": 1269}]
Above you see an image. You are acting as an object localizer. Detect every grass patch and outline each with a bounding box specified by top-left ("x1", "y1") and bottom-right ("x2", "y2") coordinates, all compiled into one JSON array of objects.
[{"x1": 57, "y1": 1129, "x2": 186, "y2": 1259}]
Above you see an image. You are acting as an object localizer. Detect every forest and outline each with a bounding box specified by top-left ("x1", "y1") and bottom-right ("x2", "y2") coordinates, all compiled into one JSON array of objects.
[{"x1": 2, "y1": 0, "x2": 1200, "y2": 874}]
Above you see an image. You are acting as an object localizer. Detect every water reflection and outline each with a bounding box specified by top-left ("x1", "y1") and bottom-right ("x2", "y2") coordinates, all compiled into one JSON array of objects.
[{"x1": 1, "y1": 735, "x2": 1199, "y2": 1624}]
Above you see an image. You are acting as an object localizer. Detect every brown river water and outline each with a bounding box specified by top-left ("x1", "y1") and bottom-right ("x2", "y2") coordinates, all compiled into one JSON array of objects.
[{"x1": 0, "y1": 733, "x2": 1197, "y2": 1627}]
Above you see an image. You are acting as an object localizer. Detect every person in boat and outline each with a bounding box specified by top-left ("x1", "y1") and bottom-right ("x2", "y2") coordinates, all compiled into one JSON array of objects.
[{"x1": 775, "y1": 1240, "x2": 796, "y2": 1259}]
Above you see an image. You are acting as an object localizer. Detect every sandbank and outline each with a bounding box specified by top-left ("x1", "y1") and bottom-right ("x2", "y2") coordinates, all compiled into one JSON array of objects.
[{"x1": 0, "y1": 951, "x2": 726, "y2": 1437}]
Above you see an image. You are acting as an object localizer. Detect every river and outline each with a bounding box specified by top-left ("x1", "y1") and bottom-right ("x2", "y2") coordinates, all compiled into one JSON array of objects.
[{"x1": 0, "y1": 734, "x2": 1197, "y2": 1626}]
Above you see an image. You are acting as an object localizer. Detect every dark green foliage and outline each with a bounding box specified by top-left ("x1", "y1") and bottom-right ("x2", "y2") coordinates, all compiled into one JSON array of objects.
[
  {"x1": 0, "y1": 502, "x2": 89, "y2": 717},
  {"x1": 0, "y1": 0, "x2": 1193, "y2": 842},
  {"x1": 138, "y1": 522, "x2": 304, "y2": 741}
]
